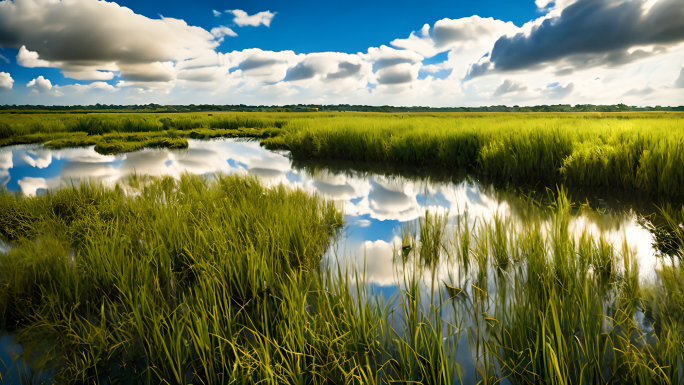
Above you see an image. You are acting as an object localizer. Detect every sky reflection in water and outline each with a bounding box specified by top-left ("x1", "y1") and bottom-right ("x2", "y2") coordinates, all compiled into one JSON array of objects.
[{"x1": 0, "y1": 138, "x2": 662, "y2": 290}]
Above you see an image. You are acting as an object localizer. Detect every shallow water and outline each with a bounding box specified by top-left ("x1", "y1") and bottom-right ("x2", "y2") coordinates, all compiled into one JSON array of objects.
[
  {"x1": 0, "y1": 138, "x2": 672, "y2": 382},
  {"x1": 0, "y1": 139, "x2": 663, "y2": 279}
]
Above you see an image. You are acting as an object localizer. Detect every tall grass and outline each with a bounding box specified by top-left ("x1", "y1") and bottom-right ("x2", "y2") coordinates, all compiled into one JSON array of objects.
[
  {"x1": 0, "y1": 113, "x2": 287, "y2": 154},
  {"x1": 2, "y1": 112, "x2": 683, "y2": 197},
  {"x1": 259, "y1": 112, "x2": 684, "y2": 198}
]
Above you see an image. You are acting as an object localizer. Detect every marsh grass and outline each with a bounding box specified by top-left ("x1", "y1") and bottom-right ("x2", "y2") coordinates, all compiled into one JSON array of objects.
[
  {"x1": 259, "y1": 112, "x2": 684, "y2": 198},
  {"x1": 1, "y1": 172, "x2": 683, "y2": 383},
  {"x1": 2, "y1": 112, "x2": 683, "y2": 197},
  {"x1": 393, "y1": 192, "x2": 684, "y2": 384},
  {"x1": 0, "y1": 113, "x2": 286, "y2": 155}
]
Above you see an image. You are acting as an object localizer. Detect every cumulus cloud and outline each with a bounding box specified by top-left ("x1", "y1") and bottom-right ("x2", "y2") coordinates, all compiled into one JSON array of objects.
[
  {"x1": 210, "y1": 26, "x2": 238, "y2": 42},
  {"x1": 364, "y1": 45, "x2": 423, "y2": 71},
  {"x1": 0, "y1": 0, "x2": 680, "y2": 107},
  {"x1": 177, "y1": 66, "x2": 227, "y2": 82},
  {"x1": 225, "y1": 49, "x2": 301, "y2": 83},
  {"x1": 542, "y1": 82, "x2": 575, "y2": 98},
  {"x1": 58, "y1": 81, "x2": 117, "y2": 93},
  {"x1": 421, "y1": 64, "x2": 444, "y2": 74},
  {"x1": 376, "y1": 63, "x2": 417, "y2": 85},
  {"x1": 327, "y1": 62, "x2": 364, "y2": 80},
  {"x1": 432, "y1": 17, "x2": 518, "y2": 49},
  {"x1": 676, "y1": 67, "x2": 684, "y2": 88},
  {"x1": 391, "y1": 16, "x2": 518, "y2": 58},
  {"x1": 493, "y1": 79, "x2": 527, "y2": 96},
  {"x1": 16, "y1": 45, "x2": 51, "y2": 67},
  {"x1": 26, "y1": 76, "x2": 62, "y2": 96},
  {"x1": 488, "y1": 0, "x2": 684, "y2": 73},
  {"x1": 284, "y1": 52, "x2": 369, "y2": 83},
  {"x1": 465, "y1": 55, "x2": 493, "y2": 80},
  {"x1": 0, "y1": 72, "x2": 12, "y2": 91},
  {"x1": 0, "y1": 0, "x2": 219, "y2": 82},
  {"x1": 118, "y1": 62, "x2": 176, "y2": 82},
  {"x1": 228, "y1": 9, "x2": 276, "y2": 27}
]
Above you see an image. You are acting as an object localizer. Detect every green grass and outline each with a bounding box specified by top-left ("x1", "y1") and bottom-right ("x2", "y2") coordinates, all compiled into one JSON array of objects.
[
  {"x1": 259, "y1": 112, "x2": 684, "y2": 198},
  {"x1": 0, "y1": 177, "x2": 683, "y2": 384},
  {"x1": 0, "y1": 112, "x2": 285, "y2": 154},
  {"x1": 1, "y1": 112, "x2": 683, "y2": 197}
]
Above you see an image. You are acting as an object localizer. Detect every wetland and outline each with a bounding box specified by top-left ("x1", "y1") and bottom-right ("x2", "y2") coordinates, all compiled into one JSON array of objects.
[{"x1": 0, "y1": 112, "x2": 682, "y2": 384}]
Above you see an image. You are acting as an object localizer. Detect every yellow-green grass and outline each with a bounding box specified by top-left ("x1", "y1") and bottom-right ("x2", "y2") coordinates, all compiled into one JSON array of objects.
[{"x1": 1, "y1": 112, "x2": 684, "y2": 197}]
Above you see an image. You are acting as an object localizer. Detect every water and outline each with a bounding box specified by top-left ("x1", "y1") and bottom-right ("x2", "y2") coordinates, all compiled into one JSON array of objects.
[
  {"x1": 0, "y1": 138, "x2": 671, "y2": 382},
  {"x1": 0, "y1": 138, "x2": 666, "y2": 289}
]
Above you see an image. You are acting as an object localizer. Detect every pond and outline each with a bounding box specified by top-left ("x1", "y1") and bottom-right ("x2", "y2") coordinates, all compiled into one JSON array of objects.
[{"x1": 0, "y1": 138, "x2": 673, "y2": 383}]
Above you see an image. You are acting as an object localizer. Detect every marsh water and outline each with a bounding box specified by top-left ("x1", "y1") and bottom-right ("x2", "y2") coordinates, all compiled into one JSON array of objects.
[{"x1": 0, "y1": 139, "x2": 671, "y2": 383}]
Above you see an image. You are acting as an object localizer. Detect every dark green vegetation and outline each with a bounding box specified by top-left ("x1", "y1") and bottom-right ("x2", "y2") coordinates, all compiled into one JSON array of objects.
[
  {"x1": 2, "y1": 112, "x2": 684, "y2": 198},
  {"x1": 2, "y1": 103, "x2": 683, "y2": 113},
  {"x1": 1, "y1": 177, "x2": 683, "y2": 384}
]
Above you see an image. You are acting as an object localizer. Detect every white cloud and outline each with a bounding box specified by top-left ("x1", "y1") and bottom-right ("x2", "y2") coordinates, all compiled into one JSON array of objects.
[
  {"x1": 493, "y1": 79, "x2": 527, "y2": 97},
  {"x1": 225, "y1": 48, "x2": 302, "y2": 83},
  {"x1": 0, "y1": 53, "x2": 8, "y2": 64},
  {"x1": 117, "y1": 62, "x2": 176, "y2": 82},
  {"x1": 487, "y1": 0, "x2": 684, "y2": 74},
  {"x1": 27, "y1": 76, "x2": 63, "y2": 96},
  {"x1": 228, "y1": 9, "x2": 276, "y2": 27},
  {"x1": 211, "y1": 26, "x2": 238, "y2": 42},
  {"x1": 177, "y1": 66, "x2": 228, "y2": 83},
  {"x1": 58, "y1": 81, "x2": 117, "y2": 93},
  {"x1": 365, "y1": 45, "x2": 423, "y2": 69},
  {"x1": 541, "y1": 82, "x2": 575, "y2": 98},
  {"x1": 391, "y1": 16, "x2": 519, "y2": 58},
  {"x1": 212, "y1": 9, "x2": 221, "y2": 17},
  {"x1": 0, "y1": 72, "x2": 12, "y2": 91},
  {"x1": 0, "y1": 0, "x2": 682, "y2": 107},
  {"x1": 0, "y1": 0, "x2": 220, "y2": 83},
  {"x1": 16, "y1": 45, "x2": 51, "y2": 67},
  {"x1": 421, "y1": 64, "x2": 444, "y2": 74},
  {"x1": 284, "y1": 52, "x2": 370, "y2": 83}
]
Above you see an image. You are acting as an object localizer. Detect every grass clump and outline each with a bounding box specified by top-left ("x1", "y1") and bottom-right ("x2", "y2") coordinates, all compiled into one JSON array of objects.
[{"x1": 0, "y1": 174, "x2": 360, "y2": 383}]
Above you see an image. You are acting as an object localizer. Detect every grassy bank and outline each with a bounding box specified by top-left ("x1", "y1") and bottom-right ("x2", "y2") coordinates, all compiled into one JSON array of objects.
[
  {"x1": 260, "y1": 112, "x2": 684, "y2": 199},
  {"x1": 0, "y1": 113, "x2": 286, "y2": 155},
  {"x1": 1, "y1": 112, "x2": 683, "y2": 198}
]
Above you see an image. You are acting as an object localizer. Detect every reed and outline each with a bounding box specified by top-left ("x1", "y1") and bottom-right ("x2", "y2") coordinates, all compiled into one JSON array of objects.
[{"x1": 1, "y1": 167, "x2": 683, "y2": 383}]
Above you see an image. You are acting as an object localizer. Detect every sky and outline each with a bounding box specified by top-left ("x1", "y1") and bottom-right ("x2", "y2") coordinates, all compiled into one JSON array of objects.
[{"x1": 0, "y1": 0, "x2": 682, "y2": 107}]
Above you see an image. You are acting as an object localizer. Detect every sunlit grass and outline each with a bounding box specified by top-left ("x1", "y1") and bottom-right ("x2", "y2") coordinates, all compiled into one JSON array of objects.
[
  {"x1": 1, "y1": 112, "x2": 683, "y2": 197},
  {"x1": 0, "y1": 178, "x2": 683, "y2": 383}
]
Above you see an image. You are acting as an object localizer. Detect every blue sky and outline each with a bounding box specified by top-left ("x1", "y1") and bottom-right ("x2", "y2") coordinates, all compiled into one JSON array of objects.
[
  {"x1": 0, "y1": 0, "x2": 682, "y2": 106},
  {"x1": 115, "y1": 0, "x2": 540, "y2": 53}
]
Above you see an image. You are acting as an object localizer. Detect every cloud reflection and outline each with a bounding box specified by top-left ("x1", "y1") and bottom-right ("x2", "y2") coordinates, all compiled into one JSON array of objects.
[{"x1": 0, "y1": 139, "x2": 661, "y2": 285}]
